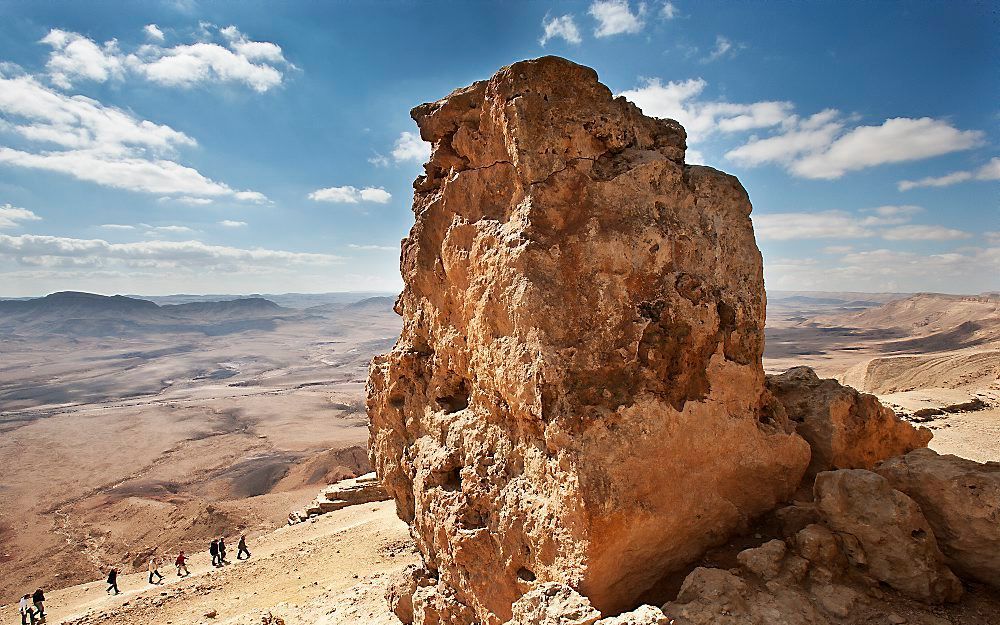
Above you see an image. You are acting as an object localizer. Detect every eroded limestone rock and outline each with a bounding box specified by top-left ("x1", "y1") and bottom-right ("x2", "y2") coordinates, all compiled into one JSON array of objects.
[
  {"x1": 813, "y1": 469, "x2": 963, "y2": 603},
  {"x1": 877, "y1": 448, "x2": 1000, "y2": 589},
  {"x1": 367, "y1": 56, "x2": 810, "y2": 624},
  {"x1": 766, "y1": 366, "x2": 931, "y2": 477},
  {"x1": 504, "y1": 583, "x2": 601, "y2": 625}
]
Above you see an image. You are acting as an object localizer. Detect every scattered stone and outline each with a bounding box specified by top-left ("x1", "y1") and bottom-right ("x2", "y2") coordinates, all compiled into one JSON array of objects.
[
  {"x1": 814, "y1": 469, "x2": 963, "y2": 603},
  {"x1": 736, "y1": 539, "x2": 787, "y2": 580},
  {"x1": 877, "y1": 447, "x2": 1000, "y2": 588},
  {"x1": 503, "y1": 583, "x2": 601, "y2": 625}
]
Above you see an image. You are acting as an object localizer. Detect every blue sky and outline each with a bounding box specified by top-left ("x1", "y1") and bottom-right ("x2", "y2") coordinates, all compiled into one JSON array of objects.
[{"x1": 0, "y1": 0, "x2": 995, "y2": 296}]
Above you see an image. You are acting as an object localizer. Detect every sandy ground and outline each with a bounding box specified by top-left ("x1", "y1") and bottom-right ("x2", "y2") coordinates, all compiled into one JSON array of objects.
[
  {"x1": 0, "y1": 301, "x2": 400, "y2": 604},
  {"x1": 0, "y1": 500, "x2": 418, "y2": 625}
]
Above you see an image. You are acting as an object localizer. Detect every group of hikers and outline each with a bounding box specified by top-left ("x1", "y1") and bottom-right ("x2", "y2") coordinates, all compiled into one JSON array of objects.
[
  {"x1": 106, "y1": 535, "x2": 252, "y2": 596},
  {"x1": 15, "y1": 535, "x2": 251, "y2": 622},
  {"x1": 17, "y1": 589, "x2": 44, "y2": 624}
]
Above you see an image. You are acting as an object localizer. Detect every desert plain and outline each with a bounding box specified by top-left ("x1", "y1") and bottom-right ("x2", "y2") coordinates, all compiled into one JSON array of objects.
[{"x1": 0, "y1": 288, "x2": 997, "y2": 623}]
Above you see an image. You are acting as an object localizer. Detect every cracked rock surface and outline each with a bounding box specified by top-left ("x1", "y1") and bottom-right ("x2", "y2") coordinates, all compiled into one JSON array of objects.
[{"x1": 367, "y1": 55, "x2": 810, "y2": 625}]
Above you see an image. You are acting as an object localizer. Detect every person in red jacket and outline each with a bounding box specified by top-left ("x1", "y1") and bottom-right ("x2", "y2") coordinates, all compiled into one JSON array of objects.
[{"x1": 175, "y1": 550, "x2": 190, "y2": 577}]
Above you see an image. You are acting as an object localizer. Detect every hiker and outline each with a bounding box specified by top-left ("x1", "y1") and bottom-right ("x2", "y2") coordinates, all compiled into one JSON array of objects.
[
  {"x1": 210, "y1": 539, "x2": 220, "y2": 567},
  {"x1": 218, "y1": 536, "x2": 228, "y2": 565},
  {"x1": 176, "y1": 550, "x2": 190, "y2": 576},
  {"x1": 19, "y1": 594, "x2": 35, "y2": 625},
  {"x1": 31, "y1": 588, "x2": 45, "y2": 621},
  {"x1": 148, "y1": 555, "x2": 164, "y2": 584},
  {"x1": 237, "y1": 534, "x2": 251, "y2": 560},
  {"x1": 107, "y1": 567, "x2": 120, "y2": 595}
]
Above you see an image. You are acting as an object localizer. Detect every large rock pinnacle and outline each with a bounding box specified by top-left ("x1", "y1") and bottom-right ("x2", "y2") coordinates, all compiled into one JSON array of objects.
[{"x1": 367, "y1": 56, "x2": 811, "y2": 624}]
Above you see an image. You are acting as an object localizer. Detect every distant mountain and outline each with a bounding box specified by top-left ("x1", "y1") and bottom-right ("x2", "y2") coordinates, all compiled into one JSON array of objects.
[
  {"x1": 0, "y1": 292, "x2": 289, "y2": 337},
  {"x1": 343, "y1": 296, "x2": 396, "y2": 312},
  {"x1": 135, "y1": 292, "x2": 397, "y2": 308}
]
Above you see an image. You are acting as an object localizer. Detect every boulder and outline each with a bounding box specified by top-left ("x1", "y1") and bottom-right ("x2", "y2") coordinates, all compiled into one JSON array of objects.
[
  {"x1": 503, "y1": 583, "x2": 601, "y2": 625},
  {"x1": 388, "y1": 565, "x2": 435, "y2": 624},
  {"x1": 876, "y1": 448, "x2": 1000, "y2": 588},
  {"x1": 367, "y1": 56, "x2": 810, "y2": 624},
  {"x1": 662, "y1": 567, "x2": 830, "y2": 625},
  {"x1": 595, "y1": 605, "x2": 672, "y2": 625},
  {"x1": 813, "y1": 469, "x2": 962, "y2": 603},
  {"x1": 766, "y1": 366, "x2": 931, "y2": 477},
  {"x1": 737, "y1": 539, "x2": 787, "y2": 581}
]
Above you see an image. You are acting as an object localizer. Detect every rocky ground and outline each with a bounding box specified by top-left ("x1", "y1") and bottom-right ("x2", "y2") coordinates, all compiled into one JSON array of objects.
[{"x1": 2, "y1": 500, "x2": 418, "y2": 625}]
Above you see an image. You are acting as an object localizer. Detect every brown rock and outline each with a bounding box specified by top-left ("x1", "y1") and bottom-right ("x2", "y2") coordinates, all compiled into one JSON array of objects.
[
  {"x1": 595, "y1": 605, "x2": 672, "y2": 625},
  {"x1": 662, "y1": 567, "x2": 830, "y2": 625},
  {"x1": 794, "y1": 524, "x2": 845, "y2": 572},
  {"x1": 367, "y1": 55, "x2": 810, "y2": 625},
  {"x1": 876, "y1": 448, "x2": 1000, "y2": 588},
  {"x1": 503, "y1": 583, "x2": 601, "y2": 625},
  {"x1": 388, "y1": 565, "x2": 435, "y2": 624},
  {"x1": 813, "y1": 469, "x2": 963, "y2": 603},
  {"x1": 766, "y1": 367, "x2": 931, "y2": 477},
  {"x1": 412, "y1": 583, "x2": 478, "y2": 625},
  {"x1": 737, "y1": 539, "x2": 787, "y2": 580}
]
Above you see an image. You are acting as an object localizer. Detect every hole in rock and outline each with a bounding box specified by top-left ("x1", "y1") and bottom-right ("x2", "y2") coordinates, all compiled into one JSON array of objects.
[
  {"x1": 437, "y1": 379, "x2": 470, "y2": 413},
  {"x1": 717, "y1": 300, "x2": 737, "y2": 331},
  {"x1": 516, "y1": 567, "x2": 536, "y2": 582},
  {"x1": 911, "y1": 528, "x2": 927, "y2": 539},
  {"x1": 440, "y1": 467, "x2": 462, "y2": 492}
]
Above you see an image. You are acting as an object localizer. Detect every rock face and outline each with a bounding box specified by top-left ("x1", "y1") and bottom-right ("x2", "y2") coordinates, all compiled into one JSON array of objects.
[
  {"x1": 813, "y1": 469, "x2": 963, "y2": 603},
  {"x1": 367, "y1": 55, "x2": 810, "y2": 624},
  {"x1": 766, "y1": 366, "x2": 931, "y2": 477},
  {"x1": 877, "y1": 448, "x2": 1000, "y2": 589}
]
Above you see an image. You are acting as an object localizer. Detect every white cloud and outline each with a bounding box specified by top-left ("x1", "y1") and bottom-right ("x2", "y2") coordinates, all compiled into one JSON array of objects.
[
  {"x1": 898, "y1": 157, "x2": 1000, "y2": 191},
  {"x1": 0, "y1": 71, "x2": 266, "y2": 201},
  {"x1": 881, "y1": 225, "x2": 971, "y2": 241},
  {"x1": 144, "y1": 24, "x2": 166, "y2": 42},
  {"x1": 540, "y1": 14, "x2": 582, "y2": 45},
  {"x1": 175, "y1": 196, "x2": 214, "y2": 205},
  {"x1": 702, "y1": 35, "x2": 737, "y2": 63},
  {"x1": 100, "y1": 224, "x2": 135, "y2": 230},
  {"x1": 218, "y1": 220, "x2": 247, "y2": 228},
  {"x1": 146, "y1": 225, "x2": 194, "y2": 235},
  {"x1": 764, "y1": 246, "x2": 1000, "y2": 294},
  {"x1": 308, "y1": 185, "x2": 392, "y2": 204},
  {"x1": 0, "y1": 204, "x2": 42, "y2": 229},
  {"x1": 589, "y1": 0, "x2": 646, "y2": 37},
  {"x1": 985, "y1": 231, "x2": 1000, "y2": 245},
  {"x1": 619, "y1": 77, "x2": 793, "y2": 145},
  {"x1": 791, "y1": 118, "x2": 984, "y2": 179},
  {"x1": 391, "y1": 131, "x2": 431, "y2": 163},
  {"x1": 39, "y1": 26, "x2": 292, "y2": 93},
  {"x1": 822, "y1": 245, "x2": 853, "y2": 254},
  {"x1": 0, "y1": 233, "x2": 342, "y2": 270},
  {"x1": 660, "y1": 2, "x2": 678, "y2": 19},
  {"x1": 756, "y1": 205, "x2": 966, "y2": 242},
  {"x1": 726, "y1": 110, "x2": 844, "y2": 167},
  {"x1": 348, "y1": 243, "x2": 396, "y2": 251},
  {"x1": 755, "y1": 210, "x2": 875, "y2": 241},
  {"x1": 368, "y1": 153, "x2": 390, "y2": 168},
  {"x1": 40, "y1": 29, "x2": 125, "y2": 89}
]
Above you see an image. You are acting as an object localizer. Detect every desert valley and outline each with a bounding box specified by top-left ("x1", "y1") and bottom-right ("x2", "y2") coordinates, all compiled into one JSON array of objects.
[{"x1": 2, "y1": 285, "x2": 997, "y2": 624}]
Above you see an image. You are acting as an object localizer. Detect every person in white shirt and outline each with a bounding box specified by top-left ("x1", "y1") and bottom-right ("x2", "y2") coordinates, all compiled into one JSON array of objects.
[
  {"x1": 148, "y1": 555, "x2": 164, "y2": 584},
  {"x1": 19, "y1": 594, "x2": 36, "y2": 625}
]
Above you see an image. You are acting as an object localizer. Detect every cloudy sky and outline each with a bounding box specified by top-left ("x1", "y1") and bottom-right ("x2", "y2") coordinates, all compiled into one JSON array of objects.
[{"x1": 0, "y1": 0, "x2": 995, "y2": 296}]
